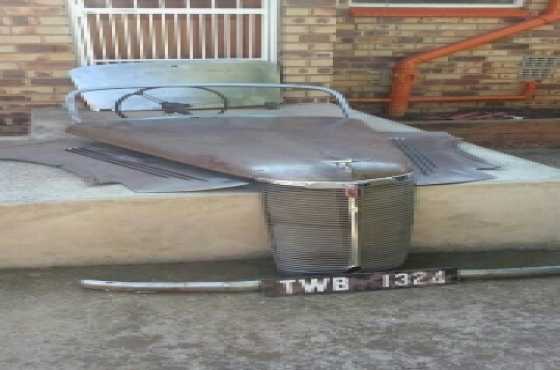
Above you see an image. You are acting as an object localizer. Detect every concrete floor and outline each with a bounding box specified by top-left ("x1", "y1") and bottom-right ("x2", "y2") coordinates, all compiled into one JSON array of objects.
[
  {"x1": 1, "y1": 252, "x2": 560, "y2": 370},
  {"x1": 504, "y1": 148, "x2": 560, "y2": 169}
]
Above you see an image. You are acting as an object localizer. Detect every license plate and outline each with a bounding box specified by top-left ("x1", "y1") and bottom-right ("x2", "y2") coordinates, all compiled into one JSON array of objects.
[{"x1": 261, "y1": 268, "x2": 458, "y2": 297}]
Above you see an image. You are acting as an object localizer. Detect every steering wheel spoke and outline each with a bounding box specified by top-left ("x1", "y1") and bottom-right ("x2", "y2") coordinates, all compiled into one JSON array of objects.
[{"x1": 114, "y1": 86, "x2": 229, "y2": 118}]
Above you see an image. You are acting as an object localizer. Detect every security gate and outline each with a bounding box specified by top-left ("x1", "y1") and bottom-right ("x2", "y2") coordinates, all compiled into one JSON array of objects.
[{"x1": 67, "y1": 0, "x2": 278, "y2": 65}]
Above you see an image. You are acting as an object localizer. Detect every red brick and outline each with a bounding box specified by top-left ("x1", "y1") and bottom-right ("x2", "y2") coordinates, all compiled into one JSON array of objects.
[{"x1": 29, "y1": 78, "x2": 72, "y2": 86}]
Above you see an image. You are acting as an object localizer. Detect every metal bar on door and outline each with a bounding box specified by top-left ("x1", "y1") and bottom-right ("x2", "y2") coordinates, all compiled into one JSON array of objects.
[
  {"x1": 248, "y1": 13, "x2": 254, "y2": 59},
  {"x1": 69, "y1": 0, "x2": 86, "y2": 65},
  {"x1": 93, "y1": 58, "x2": 261, "y2": 62},
  {"x1": 106, "y1": 0, "x2": 120, "y2": 60},
  {"x1": 96, "y1": 13, "x2": 108, "y2": 61},
  {"x1": 162, "y1": 15, "x2": 169, "y2": 59},
  {"x1": 135, "y1": 0, "x2": 144, "y2": 59},
  {"x1": 123, "y1": 14, "x2": 132, "y2": 59},
  {"x1": 109, "y1": 15, "x2": 120, "y2": 60},
  {"x1": 236, "y1": 0, "x2": 243, "y2": 58},
  {"x1": 81, "y1": 0, "x2": 96, "y2": 64},
  {"x1": 174, "y1": 14, "x2": 180, "y2": 59},
  {"x1": 76, "y1": 15, "x2": 87, "y2": 64},
  {"x1": 83, "y1": 8, "x2": 264, "y2": 15},
  {"x1": 160, "y1": 0, "x2": 168, "y2": 59},
  {"x1": 211, "y1": 0, "x2": 218, "y2": 58},
  {"x1": 213, "y1": 14, "x2": 219, "y2": 58},
  {"x1": 149, "y1": 14, "x2": 156, "y2": 58},
  {"x1": 188, "y1": 14, "x2": 193, "y2": 59},
  {"x1": 200, "y1": 14, "x2": 206, "y2": 59},
  {"x1": 267, "y1": 0, "x2": 278, "y2": 62},
  {"x1": 225, "y1": 14, "x2": 230, "y2": 58},
  {"x1": 261, "y1": 0, "x2": 268, "y2": 61}
]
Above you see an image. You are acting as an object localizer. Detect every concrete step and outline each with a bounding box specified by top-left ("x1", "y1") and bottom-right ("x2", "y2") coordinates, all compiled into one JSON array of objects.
[{"x1": 1, "y1": 105, "x2": 559, "y2": 269}]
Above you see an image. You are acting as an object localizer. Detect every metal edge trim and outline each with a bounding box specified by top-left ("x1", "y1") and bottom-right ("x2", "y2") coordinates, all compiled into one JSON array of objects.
[
  {"x1": 348, "y1": 195, "x2": 360, "y2": 270},
  {"x1": 256, "y1": 172, "x2": 415, "y2": 189},
  {"x1": 80, "y1": 279, "x2": 262, "y2": 292},
  {"x1": 65, "y1": 83, "x2": 352, "y2": 123}
]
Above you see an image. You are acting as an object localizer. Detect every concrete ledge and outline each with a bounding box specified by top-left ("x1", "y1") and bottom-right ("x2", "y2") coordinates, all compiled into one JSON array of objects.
[
  {"x1": 414, "y1": 181, "x2": 560, "y2": 252},
  {"x1": 1, "y1": 106, "x2": 560, "y2": 269},
  {"x1": 2, "y1": 176, "x2": 559, "y2": 268},
  {"x1": 0, "y1": 191, "x2": 269, "y2": 269}
]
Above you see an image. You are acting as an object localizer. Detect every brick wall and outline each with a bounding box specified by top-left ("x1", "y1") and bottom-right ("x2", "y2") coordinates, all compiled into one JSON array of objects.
[
  {"x1": 279, "y1": 0, "x2": 337, "y2": 102},
  {"x1": 333, "y1": 0, "x2": 560, "y2": 116},
  {"x1": 0, "y1": 0, "x2": 74, "y2": 135},
  {"x1": 2, "y1": 0, "x2": 560, "y2": 136}
]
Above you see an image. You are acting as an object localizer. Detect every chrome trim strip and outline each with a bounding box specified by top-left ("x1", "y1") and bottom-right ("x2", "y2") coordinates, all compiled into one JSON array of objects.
[
  {"x1": 458, "y1": 265, "x2": 560, "y2": 279},
  {"x1": 80, "y1": 266, "x2": 560, "y2": 294},
  {"x1": 348, "y1": 195, "x2": 360, "y2": 270},
  {"x1": 80, "y1": 279, "x2": 262, "y2": 292},
  {"x1": 65, "y1": 83, "x2": 352, "y2": 123},
  {"x1": 257, "y1": 172, "x2": 414, "y2": 189}
]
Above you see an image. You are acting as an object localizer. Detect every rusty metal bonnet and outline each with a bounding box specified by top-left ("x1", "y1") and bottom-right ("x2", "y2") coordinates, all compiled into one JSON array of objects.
[{"x1": 66, "y1": 83, "x2": 416, "y2": 275}]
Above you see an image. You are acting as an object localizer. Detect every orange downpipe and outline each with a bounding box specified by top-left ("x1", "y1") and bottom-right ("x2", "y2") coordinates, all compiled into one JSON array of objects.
[{"x1": 385, "y1": 0, "x2": 560, "y2": 117}]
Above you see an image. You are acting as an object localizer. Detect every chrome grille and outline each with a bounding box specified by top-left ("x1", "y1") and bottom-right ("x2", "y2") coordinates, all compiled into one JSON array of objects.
[
  {"x1": 357, "y1": 180, "x2": 415, "y2": 270},
  {"x1": 262, "y1": 176, "x2": 415, "y2": 274}
]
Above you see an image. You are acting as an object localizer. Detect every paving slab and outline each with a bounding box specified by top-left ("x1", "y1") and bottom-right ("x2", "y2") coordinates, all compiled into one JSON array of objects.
[{"x1": 0, "y1": 254, "x2": 559, "y2": 370}]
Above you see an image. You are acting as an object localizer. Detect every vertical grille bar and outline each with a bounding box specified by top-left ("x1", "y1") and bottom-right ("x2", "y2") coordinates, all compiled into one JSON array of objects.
[{"x1": 348, "y1": 194, "x2": 360, "y2": 269}]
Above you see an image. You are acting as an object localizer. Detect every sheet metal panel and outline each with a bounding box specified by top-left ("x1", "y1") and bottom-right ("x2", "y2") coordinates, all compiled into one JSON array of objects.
[
  {"x1": 0, "y1": 140, "x2": 248, "y2": 193},
  {"x1": 0, "y1": 130, "x2": 497, "y2": 192},
  {"x1": 67, "y1": 116, "x2": 413, "y2": 184},
  {"x1": 386, "y1": 132, "x2": 497, "y2": 185},
  {"x1": 70, "y1": 61, "x2": 281, "y2": 111},
  {"x1": 67, "y1": 115, "x2": 496, "y2": 186}
]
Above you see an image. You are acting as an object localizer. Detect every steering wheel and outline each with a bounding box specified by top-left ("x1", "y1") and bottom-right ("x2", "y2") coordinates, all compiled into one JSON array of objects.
[{"x1": 114, "y1": 86, "x2": 229, "y2": 118}]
